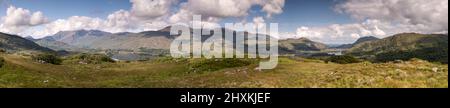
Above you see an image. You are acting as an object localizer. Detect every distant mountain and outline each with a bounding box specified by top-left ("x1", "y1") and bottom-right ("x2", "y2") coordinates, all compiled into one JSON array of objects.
[
  {"x1": 0, "y1": 32, "x2": 54, "y2": 53},
  {"x1": 32, "y1": 37, "x2": 82, "y2": 51},
  {"x1": 40, "y1": 28, "x2": 175, "y2": 50},
  {"x1": 43, "y1": 29, "x2": 113, "y2": 48},
  {"x1": 279, "y1": 37, "x2": 328, "y2": 53},
  {"x1": 347, "y1": 33, "x2": 448, "y2": 63},
  {"x1": 335, "y1": 36, "x2": 380, "y2": 49},
  {"x1": 39, "y1": 27, "x2": 329, "y2": 54}
]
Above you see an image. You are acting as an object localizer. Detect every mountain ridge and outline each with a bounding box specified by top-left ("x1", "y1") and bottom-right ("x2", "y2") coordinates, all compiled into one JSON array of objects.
[
  {"x1": 0, "y1": 32, "x2": 54, "y2": 53},
  {"x1": 335, "y1": 36, "x2": 380, "y2": 49}
]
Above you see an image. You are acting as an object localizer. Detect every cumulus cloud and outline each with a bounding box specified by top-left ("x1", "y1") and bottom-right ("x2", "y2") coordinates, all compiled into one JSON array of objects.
[
  {"x1": 170, "y1": 0, "x2": 285, "y2": 23},
  {"x1": 2, "y1": 0, "x2": 286, "y2": 38},
  {"x1": 0, "y1": 6, "x2": 48, "y2": 34},
  {"x1": 34, "y1": 16, "x2": 104, "y2": 36},
  {"x1": 295, "y1": 19, "x2": 390, "y2": 44},
  {"x1": 336, "y1": 0, "x2": 448, "y2": 33},
  {"x1": 25, "y1": 0, "x2": 176, "y2": 37},
  {"x1": 30, "y1": 13, "x2": 170, "y2": 38},
  {"x1": 261, "y1": 0, "x2": 285, "y2": 18},
  {"x1": 130, "y1": 0, "x2": 178, "y2": 19},
  {"x1": 253, "y1": 16, "x2": 266, "y2": 30},
  {"x1": 105, "y1": 10, "x2": 135, "y2": 32},
  {"x1": 293, "y1": 0, "x2": 448, "y2": 44}
]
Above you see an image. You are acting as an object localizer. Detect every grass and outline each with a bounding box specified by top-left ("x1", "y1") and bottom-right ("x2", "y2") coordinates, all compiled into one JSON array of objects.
[{"x1": 0, "y1": 54, "x2": 447, "y2": 88}]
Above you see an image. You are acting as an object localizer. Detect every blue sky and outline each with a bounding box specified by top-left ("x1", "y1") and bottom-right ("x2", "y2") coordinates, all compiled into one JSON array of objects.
[{"x1": 0, "y1": 0, "x2": 447, "y2": 44}]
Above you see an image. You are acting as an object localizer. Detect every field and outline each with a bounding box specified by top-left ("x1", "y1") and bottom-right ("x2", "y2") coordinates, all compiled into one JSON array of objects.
[{"x1": 0, "y1": 54, "x2": 447, "y2": 88}]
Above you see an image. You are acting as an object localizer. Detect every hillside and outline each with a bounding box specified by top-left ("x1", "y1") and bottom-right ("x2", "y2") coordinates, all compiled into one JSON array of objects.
[
  {"x1": 335, "y1": 36, "x2": 380, "y2": 49},
  {"x1": 279, "y1": 37, "x2": 328, "y2": 53},
  {"x1": 0, "y1": 54, "x2": 447, "y2": 88},
  {"x1": 347, "y1": 33, "x2": 448, "y2": 63},
  {"x1": 32, "y1": 37, "x2": 83, "y2": 51},
  {"x1": 0, "y1": 32, "x2": 54, "y2": 53},
  {"x1": 39, "y1": 28, "x2": 176, "y2": 50}
]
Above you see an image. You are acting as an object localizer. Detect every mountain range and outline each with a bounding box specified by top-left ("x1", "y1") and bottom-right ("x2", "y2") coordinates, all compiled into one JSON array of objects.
[
  {"x1": 32, "y1": 27, "x2": 329, "y2": 53},
  {"x1": 38, "y1": 28, "x2": 174, "y2": 50},
  {"x1": 1, "y1": 26, "x2": 448, "y2": 63}
]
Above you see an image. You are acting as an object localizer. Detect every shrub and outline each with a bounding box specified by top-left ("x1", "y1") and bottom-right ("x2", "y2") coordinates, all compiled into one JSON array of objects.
[
  {"x1": 154, "y1": 56, "x2": 188, "y2": 63},
  {"x1": 0, "y1": 49, "x2": 6, "y2": 53},
  {"x1": 31, "y1": 54, "x2": 62, "y2": 65},
  {"x1": 326, "y1": 55, "x2": 360, "y2": 64},
  {"x1": 0, "y1": 57, "x2": 5, "y2": 68},
  {"x1": 375, "y1": 47, "x2": 448, "y2": 64},
  {"x1": 70, "y1": 53, "x2": 115, "y2": 64}
]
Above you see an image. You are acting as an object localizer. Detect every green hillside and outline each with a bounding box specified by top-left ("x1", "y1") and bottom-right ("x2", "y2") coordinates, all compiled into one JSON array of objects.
[
  {"x1": 347, "y1": 33, "x2": 448, "y2": 63},
  {"x1": 0, "y1": 32, "x2": 54, "y2": 53},
  {"x1": 0, "y1": 54, "x2": 447, "y2": 88},
  {"x1": 279, "y1": 37, "x2": 328, "y2": 53}
]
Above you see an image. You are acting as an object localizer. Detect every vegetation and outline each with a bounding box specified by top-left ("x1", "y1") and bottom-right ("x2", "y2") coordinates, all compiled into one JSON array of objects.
[
  {"x1": 326, "y1": 55, "x2": 361, "y2": 64},
  {"x1": 67, "y1": 53, "x2": 115, "y2": 64},
  {"x1": 188, "y1": 58, "x2": 256, "y2": 73},
  {"x1": 0, "y1": 57, "x2": 5, "y2": 68},
  {"x1": 375, "y1": 46, "x2": 448, "y2": 64},
  {"x1": 0, "y1": 32, "x2": 448, "y2": 88},
  {"x1": 31, "y1": 53, "x2": 62, "y2": 65},
  {"x1": 0, "y1": 54, "x2": 447, "y2": 88}
]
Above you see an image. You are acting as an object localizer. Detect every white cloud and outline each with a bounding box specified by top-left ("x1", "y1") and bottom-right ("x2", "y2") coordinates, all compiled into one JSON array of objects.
[
  {"x1": 48, "y1": 16, "x2": 102, "y2": 31},
  {"x1": 1, "y1": 0, "x2": 286, "y2": 38},
  {"x1": 294, "y1": 19, "x2": 393, "y2": 44},
  {"x1": 105, "y1": 9, "x2": 136, "y2": 32},
  {"x1": 291, "y1": 0, "x2": 448, "y2": 44},
  {"x1": 170, "y1": 0, "x2": 285, "y2": 23},
  {"x1": 335, "y1": 0, "x2": 448, "y2": 34},
  {"x1": 0, "y1": 6, "x2": 48, "y2": 34},
  {"x1": 25, "y1": 0, "x2": 176, "y2": 37},
  {"x1": 261, "y1": 0, "x2": 285, "y2": 18},
  {"x1": 130, "y1": 0, "x2": 178, "y2": 19},
  {"x1": 252, "y1": 16, "x2": 267, "y2": 32}
]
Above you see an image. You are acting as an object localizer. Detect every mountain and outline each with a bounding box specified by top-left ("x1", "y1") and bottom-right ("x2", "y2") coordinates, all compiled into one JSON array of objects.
[
  {"x1": 279, "y1": 37, "x2": 328, "y2": 53},
  {"x1": 335, "y1": 36, "x2": 380, "y2": 49},
  {"x1": 0, "y1": 32, "x2": 54, "y2": 53},
  {"x1": 354, "y1": 36, "x2": 380, "y2": 45},
  {"x1": 347, "y1": 33, "x2": 448, "y2": 63},
  {"x1": 43, "y1": 29, "x2": 113, "y2": 48},
  {"x1": 32, "y1": 37, "x2": 82, "y2": 51},
  {"x1": 39, "y1": 27, "x2": 328, "y2": 53},
  {"x1": 41, "y1": 28, "x2": 175, "y2": 50}
]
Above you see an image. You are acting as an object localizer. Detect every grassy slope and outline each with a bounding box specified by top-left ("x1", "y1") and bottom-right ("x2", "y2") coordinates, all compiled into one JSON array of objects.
[{"x1": 0, "y1": 54, "x2": 447, "y2": 88}]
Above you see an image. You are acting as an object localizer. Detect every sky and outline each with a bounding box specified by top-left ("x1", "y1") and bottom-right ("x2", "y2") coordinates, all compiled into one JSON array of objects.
[{"x1": 0, "y1": 0, "x2": 448, "y2": 44}]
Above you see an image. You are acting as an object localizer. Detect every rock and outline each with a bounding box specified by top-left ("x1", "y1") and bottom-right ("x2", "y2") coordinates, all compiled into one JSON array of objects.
[
  {"x1": 78, "y1": 61, "x2": 88, "y2": 64},
  {"x1": 37, "y1": 60, "x2": 47, "y2": 64},
  {"x1": 393, "y1": 60, "x2": 403, "y2": 63},
  {"x1": 254, "y1": 67, "x2": 262, "y2": 72},
  {"x1": 432, "y1": 67, "x2": 439, "y2": 73}
]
